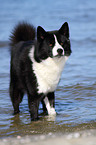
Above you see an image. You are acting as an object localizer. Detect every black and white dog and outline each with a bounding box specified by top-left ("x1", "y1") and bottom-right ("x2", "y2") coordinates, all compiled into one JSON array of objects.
[{"x1": 9, "y1": 22, "x2": 71, "y2": 121}]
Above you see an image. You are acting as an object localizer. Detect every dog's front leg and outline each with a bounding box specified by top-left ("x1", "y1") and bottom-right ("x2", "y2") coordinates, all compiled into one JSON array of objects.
[{"x1": 44, "y1": 92, "x2": 56, "y2": 115}]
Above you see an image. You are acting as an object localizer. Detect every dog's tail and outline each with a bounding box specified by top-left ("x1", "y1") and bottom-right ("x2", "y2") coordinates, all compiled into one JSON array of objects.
[{"x1": 10, "y1": 22, "x2": 36, "y2": 46}]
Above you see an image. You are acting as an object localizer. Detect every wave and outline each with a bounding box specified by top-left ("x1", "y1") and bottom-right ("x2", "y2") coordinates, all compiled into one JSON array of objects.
[
  {"x1": 71, "y1": 37, "x2": 96, "y2": 44},
  {"x1": 0, "y1": 41, "x2": 9, "y2": 48}
]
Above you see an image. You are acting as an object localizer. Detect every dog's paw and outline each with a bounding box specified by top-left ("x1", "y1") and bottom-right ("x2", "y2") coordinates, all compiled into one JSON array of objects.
[{"x1": 49, "y1": 107, "x2": 56, "y2": 116}]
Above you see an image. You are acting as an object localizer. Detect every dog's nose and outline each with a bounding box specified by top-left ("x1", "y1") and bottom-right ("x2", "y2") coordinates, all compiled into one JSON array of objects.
[{"x1": 57, "y1": 49, "x2": 63, "y2": 55}]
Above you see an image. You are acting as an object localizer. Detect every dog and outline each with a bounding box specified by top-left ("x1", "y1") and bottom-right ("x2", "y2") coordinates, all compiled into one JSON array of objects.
[{"x1": 9, "y1": 22, "x2": 71, "y2": 121}]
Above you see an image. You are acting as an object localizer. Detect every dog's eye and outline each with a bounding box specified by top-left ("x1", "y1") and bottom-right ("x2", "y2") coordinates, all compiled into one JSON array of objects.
[
  {"x1": 60, "y1": 42, "x2": 63, "y2": 46},
  {"x1": 49, "y1": 44, "x2": 52, "y2": 47}
]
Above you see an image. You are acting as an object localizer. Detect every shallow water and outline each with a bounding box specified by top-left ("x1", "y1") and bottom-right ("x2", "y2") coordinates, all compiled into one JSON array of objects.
[
  {"x1": 0, "y1": 0, "x2": 96, "y2": 138},
  {"x1": 0, "y1": 42, "x2": 96, "y2": 138}
]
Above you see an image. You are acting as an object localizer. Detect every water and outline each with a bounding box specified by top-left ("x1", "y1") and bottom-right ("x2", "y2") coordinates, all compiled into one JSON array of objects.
[{"x1": 0, "y1": 0, "x2": 96, "y2": 138}]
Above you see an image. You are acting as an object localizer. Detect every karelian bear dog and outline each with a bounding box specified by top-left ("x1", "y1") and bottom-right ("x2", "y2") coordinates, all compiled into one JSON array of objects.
[{"x1": 9, "y1": 22, "x2": 71, "y2": 121}]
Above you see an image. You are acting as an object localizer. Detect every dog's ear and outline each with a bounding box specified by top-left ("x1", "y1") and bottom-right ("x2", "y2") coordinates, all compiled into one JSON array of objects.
[
  {"x1": 37, "y1": 26, "x2": 46, "y2": 41},
  {"x1": 59, "y1": 22, "x2": 69, "y2": 38}
]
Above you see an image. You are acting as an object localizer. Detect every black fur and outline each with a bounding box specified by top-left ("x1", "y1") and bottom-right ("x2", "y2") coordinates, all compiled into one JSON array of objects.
[
  {"x1": 10, "y1": 22, "x2": 36, "y2": 46},
  {"x1": 9, "y1": 22, "x2": 71, "y2": 121}
]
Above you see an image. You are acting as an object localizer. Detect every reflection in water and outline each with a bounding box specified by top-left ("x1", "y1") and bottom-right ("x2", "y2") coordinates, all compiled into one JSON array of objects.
[
  {"x1": 1, "y1": 111, "x2": 96, "y2": 138},
  {"x1": 45, "y1": 114, "x2": 56, "y2": 122},
  {"x1": 0, "y1": 82, "x2": 96, "y2": 137}
]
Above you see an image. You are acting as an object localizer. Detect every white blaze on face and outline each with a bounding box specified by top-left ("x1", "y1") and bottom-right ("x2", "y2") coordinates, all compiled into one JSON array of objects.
[{"x1": 52, "y1": 35, "x2": 64, "y2": 57}]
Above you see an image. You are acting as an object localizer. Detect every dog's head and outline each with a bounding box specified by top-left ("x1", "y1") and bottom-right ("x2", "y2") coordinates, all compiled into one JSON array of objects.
[{"x1": 35, "y1": 22, "x2": 72, "y2": 62}]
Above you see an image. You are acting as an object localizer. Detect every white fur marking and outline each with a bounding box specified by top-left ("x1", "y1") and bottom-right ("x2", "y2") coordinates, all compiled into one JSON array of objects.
[
  {"x1": 52, "y1": 35, "x2": 64, "y2": 56},
  {"x1": 44, "y1": 97, "x2": 56, "y2": 115},
  {"x1": 29, "y1": 46, "x2": 68, "y2": 94}
]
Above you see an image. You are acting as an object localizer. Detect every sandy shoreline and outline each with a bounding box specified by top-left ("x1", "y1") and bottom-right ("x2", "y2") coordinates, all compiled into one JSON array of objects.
[{"x1": 0, "y1": 129, "x2": 96, "y2": 145}]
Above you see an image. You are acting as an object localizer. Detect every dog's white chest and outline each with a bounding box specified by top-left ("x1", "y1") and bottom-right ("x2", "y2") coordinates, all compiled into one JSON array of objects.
[{"x1": 29, "y1": 47, "x2": 68, "y2": 94}]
